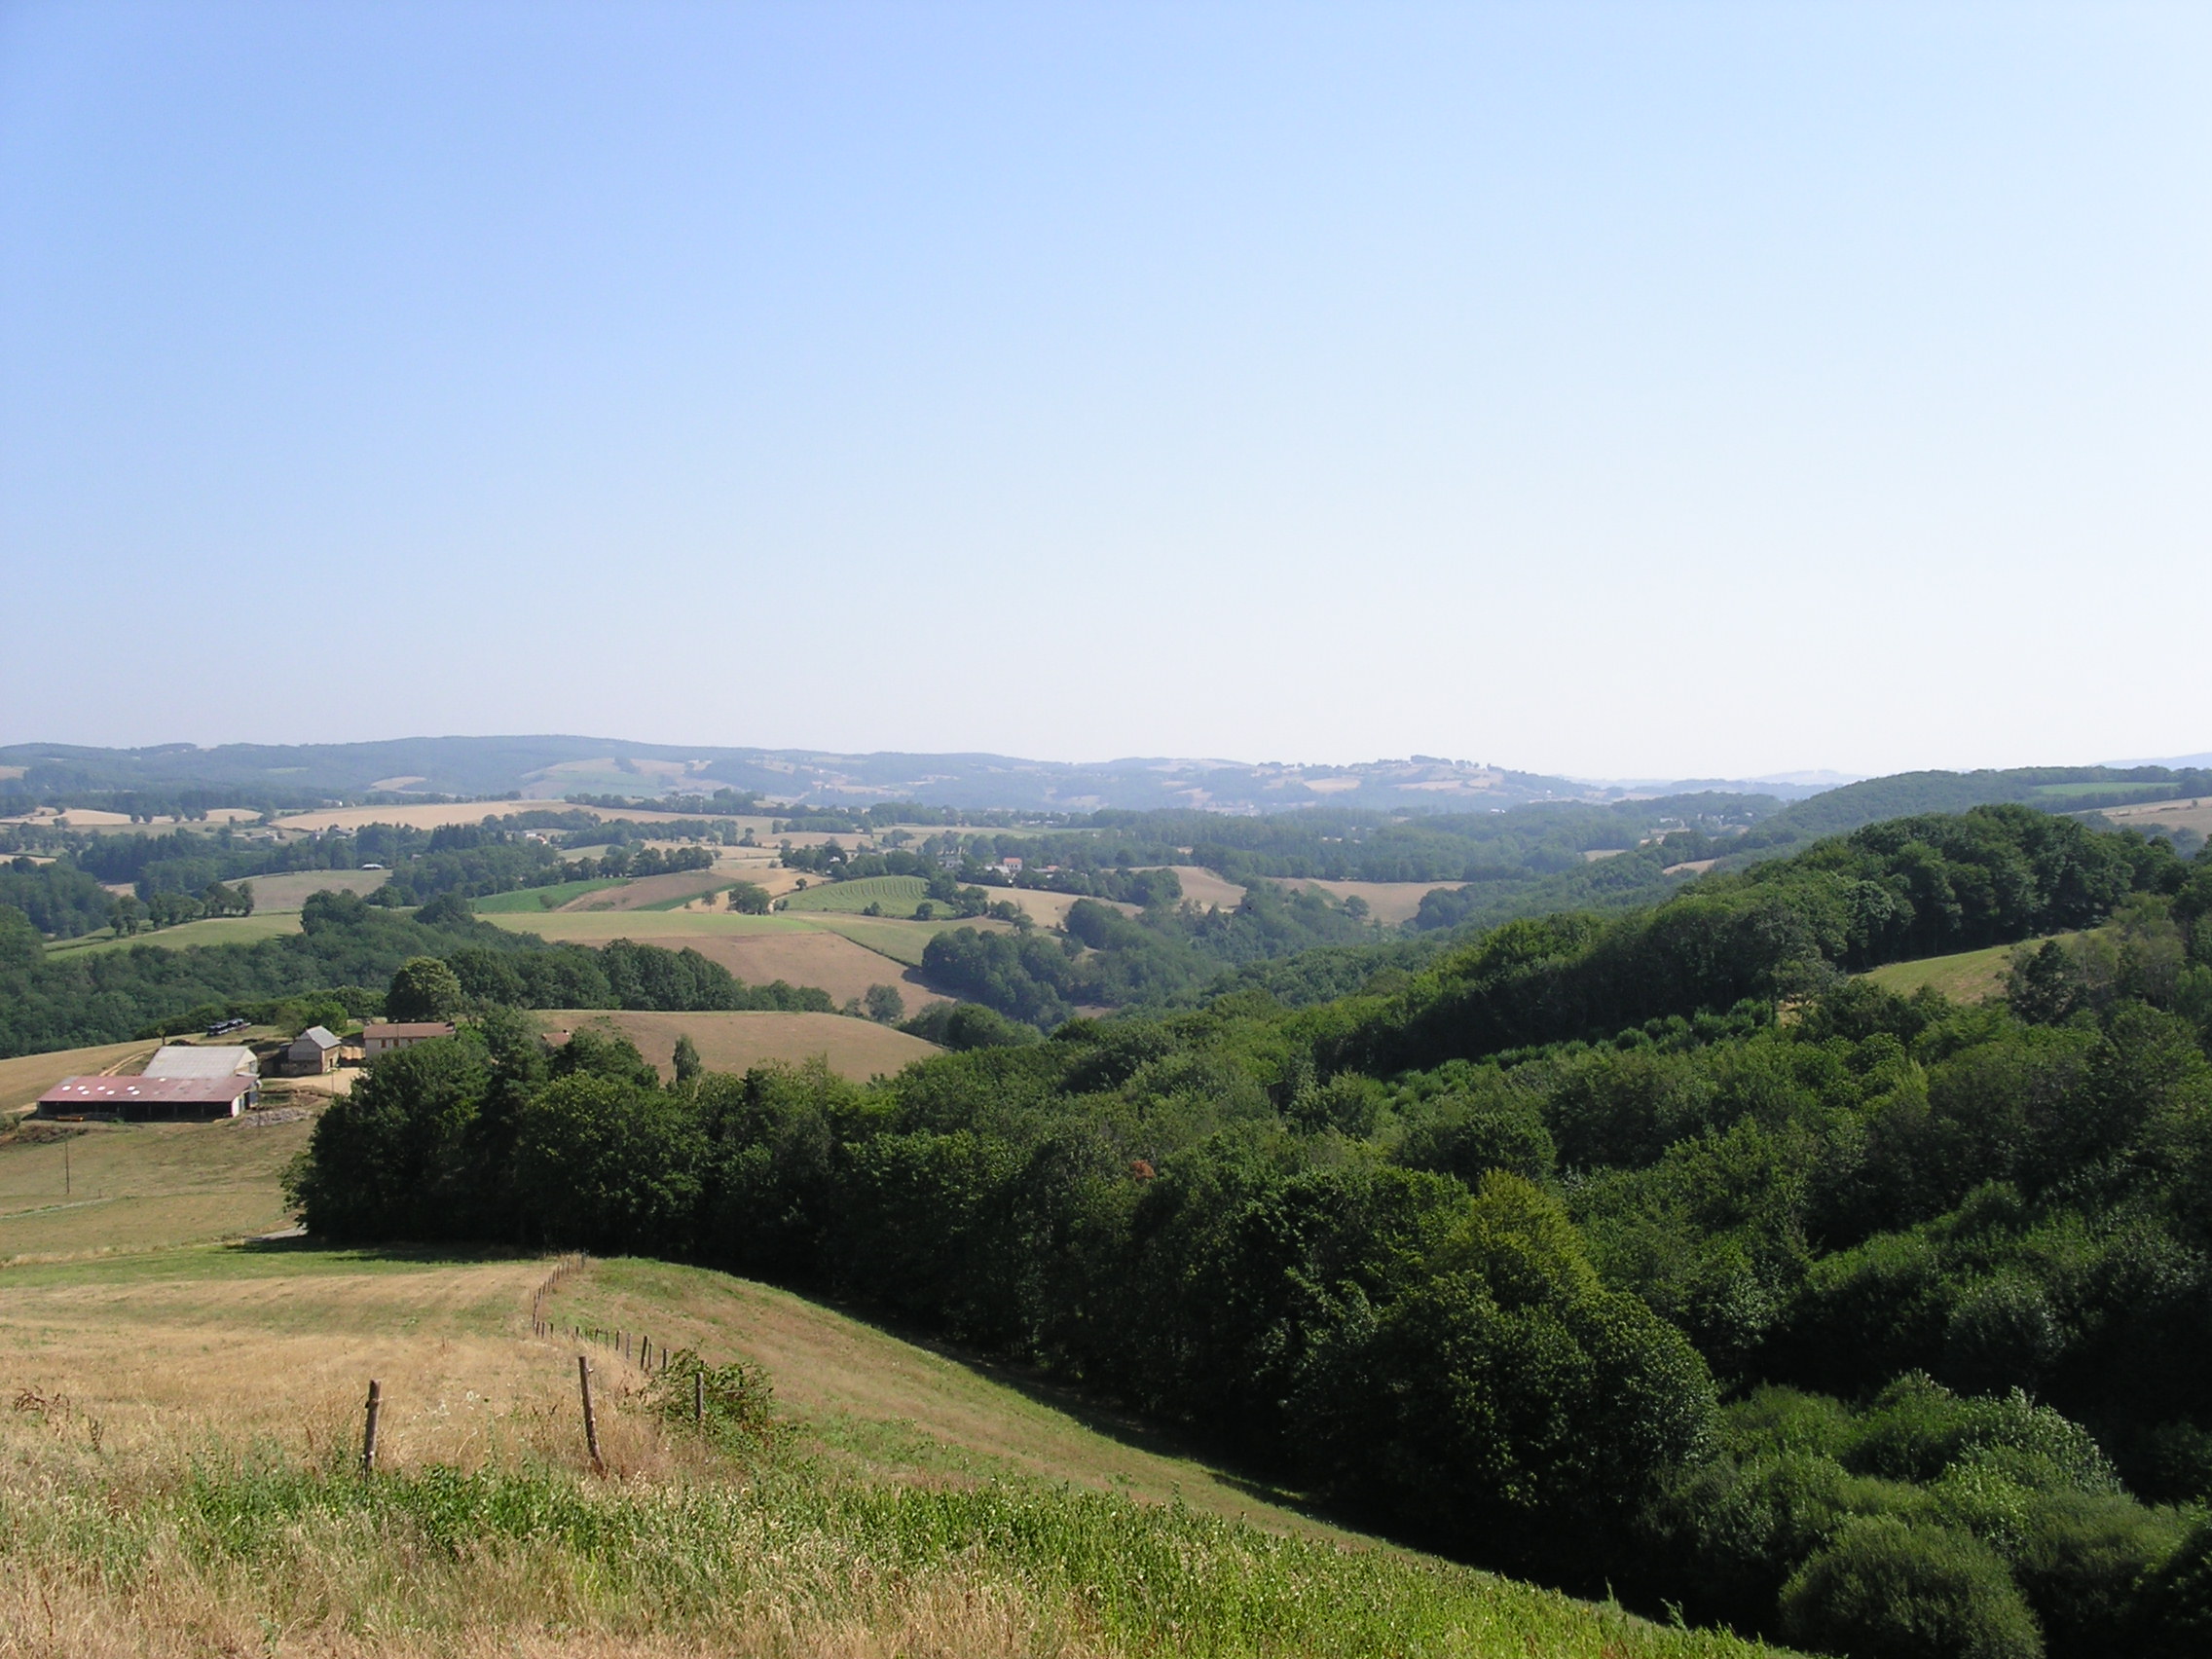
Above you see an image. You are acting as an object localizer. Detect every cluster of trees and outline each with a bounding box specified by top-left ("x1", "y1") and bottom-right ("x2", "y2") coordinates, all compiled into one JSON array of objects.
[
  {"x1": 0, "y1": 857, "x2": 116, "y2": 939},
  {"x1": 105, "y1": 880, "x2": 255, "y2": 935},
  {"x1": 287, "y1": 809, "x2": 2212, "y2": 1657},
  {"x1": 921, "y1": 882, "x2": 1380, "y2": 1028}
]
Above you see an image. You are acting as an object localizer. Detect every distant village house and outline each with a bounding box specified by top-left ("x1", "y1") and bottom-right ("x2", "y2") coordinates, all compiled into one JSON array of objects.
[{"x1": 361, "y1": 1021, "x2": 457, "y2": 1057}]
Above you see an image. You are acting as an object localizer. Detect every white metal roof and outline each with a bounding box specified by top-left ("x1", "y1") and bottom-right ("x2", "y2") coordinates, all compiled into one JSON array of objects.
[
  {"x1": 143, "y1": 1045, "x2": 259, "y2": 1078},
  {"x1": 293, "y1": 1026, "x2": 341, "y2": 1050}
]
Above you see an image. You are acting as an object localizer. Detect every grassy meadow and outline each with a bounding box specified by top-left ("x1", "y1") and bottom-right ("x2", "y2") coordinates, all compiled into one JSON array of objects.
[
  {"x1": 44, "y1": 910, "x2": 305, "y2": 957},
  {"x1": 780, "y1": 873, "x2": 934, "y2": 914},
  {"x1": 0, "y1": 1081, "x2": 1784, "y2": 1659},
  {"x1": 1861, "y1": 935, "x2": 2064, "y2": 1003}
]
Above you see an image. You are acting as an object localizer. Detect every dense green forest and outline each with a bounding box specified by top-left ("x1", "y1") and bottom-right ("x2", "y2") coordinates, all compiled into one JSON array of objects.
[
  {"x1": 0, "y1": 890, "x2": 832, "y2": 1057},
  {"x1": 289, "y1": 806, "x2": 2212, "y2": 1656}
]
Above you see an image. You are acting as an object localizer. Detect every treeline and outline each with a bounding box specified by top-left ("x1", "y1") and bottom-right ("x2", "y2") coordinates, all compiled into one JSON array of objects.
[
  {"x1": 1329, "y1": 806, "x2": 2183, "y2": 1076},
  {"x1": 0, "y1": 889, "x2": 830, "y2": 1057},
  {"x1": 290, "y1": 819, "x2": 2212, "y2": 1657},
  {"x1": 922, "y1": 883, "x2": 1381, "y2": 1028}
]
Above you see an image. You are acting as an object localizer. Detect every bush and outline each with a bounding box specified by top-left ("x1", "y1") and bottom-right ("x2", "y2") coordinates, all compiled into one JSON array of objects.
[
  {"x1": 1778, "y1": 1516, "x2": 2044, "y2": 1659},
  {"x1": 646, "y1": 1346, "x2": 777, "y2": 1449}
]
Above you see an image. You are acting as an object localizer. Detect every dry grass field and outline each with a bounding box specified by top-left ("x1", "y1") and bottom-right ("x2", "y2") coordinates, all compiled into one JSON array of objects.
[
  {"x1": 1158, "y1": 866, "x2": 1248, "y2": 911},
  {"x1": 556, "y1": 869, "x2": 732, "y2": 911},
  {"x1": 0, "y1": 1040, "x2": 161, "y2": 1115},
  {"x1": 542, "y1": 1011, "x2": 941, "y2": 1081},
  {"x1": 0, "y1": 1051, "x2": 1779, "y2": 1659},
  {"x1": 2087, "y1": 794, "x2": 2212, "y2": 838},
  {"x1": 271, "y1": 801, "x2": 758, "y2": 834},
  {"x1": 1257, "y1": 877, "x2": 1451, "y2": 928},
  {"x1": 229, "y1": 868, "x2": 392, "y2": 909},
  {"x1": 483, "y1": 909, "x2": 969, "y2": 1003},
  {"x1": 0, "y1": 1110, "x2": 312, "y2": 1263}
]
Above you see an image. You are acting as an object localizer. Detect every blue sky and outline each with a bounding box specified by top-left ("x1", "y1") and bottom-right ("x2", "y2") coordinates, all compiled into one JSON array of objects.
[{"x1": 3, "y1": 2, "x2": 2207, "y2": 779}]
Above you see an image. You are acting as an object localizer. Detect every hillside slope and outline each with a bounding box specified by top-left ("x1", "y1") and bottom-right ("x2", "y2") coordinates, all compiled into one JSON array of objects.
[{"x1": 0, "y1": 1092, "x2": 1779, "y2": 1658}]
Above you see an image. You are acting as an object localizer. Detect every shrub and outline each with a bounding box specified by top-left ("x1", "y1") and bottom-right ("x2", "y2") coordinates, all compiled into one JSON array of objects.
[{"x1": 1778, "y1": 1516, "x2": 2044, "y2": 1659}]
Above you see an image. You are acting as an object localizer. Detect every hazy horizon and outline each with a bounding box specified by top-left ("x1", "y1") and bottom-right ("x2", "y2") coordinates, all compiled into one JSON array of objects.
[{"x1": 6, "y1": 4, "x2": 2209, "y2": 777}]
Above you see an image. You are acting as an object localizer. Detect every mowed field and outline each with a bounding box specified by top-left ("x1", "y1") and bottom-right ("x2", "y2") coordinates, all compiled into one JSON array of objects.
[
  {"x1": 781, "y1": 873, "x2": 933, "y2": 914},
  {"x1": 271, "y1": 801, "x2": 780, "y2": 834},
  {"x1": 555, "y1": 868, "x2": 732, "y2": 911},
  {"x1": 224, "y1": 867, "x2": 391, "y2": 909},
  {"x1": 541, "y1": 1010, "x2": 940, "y2": 1081},
  {"x1": 2086, "y1": 794, "x2": 2212, "y2": 839},
  {"x1": 0, "y1": 1110, "x2": 311, "y2": 1263},
  {"x1": 1260, "y1": 876, "x2": 1453, "y2": 927},
  {"x1": 1159, "y1": 865, "x2": 1248, "y2": 910},
  {"x1": 483, "y1": 909, "x2": 965, "y2": 1006}
]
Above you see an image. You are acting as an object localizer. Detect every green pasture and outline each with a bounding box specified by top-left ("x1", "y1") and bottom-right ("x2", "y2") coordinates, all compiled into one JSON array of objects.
[
  {"x1": 780, "y1": 875, "x2": 933, "y2": 915},
  {"x1": 44, "y1": 911, "x2": 303, "y2": 957}
]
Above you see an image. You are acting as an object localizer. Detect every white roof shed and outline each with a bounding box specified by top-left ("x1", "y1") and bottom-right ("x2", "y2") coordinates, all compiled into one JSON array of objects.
[{"x1": 144, "y1": 1045, "x2": 260, "y2": 1079}]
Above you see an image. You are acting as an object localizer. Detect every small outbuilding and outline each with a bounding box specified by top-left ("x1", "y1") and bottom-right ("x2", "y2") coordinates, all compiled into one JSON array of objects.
[
  {"x1": 144, "y1": 1045, "x2": 260, "y2": 1080},
  {"x1": 39, "y1": 1074, "x2": 259, "y2": 1120},
  {"x1": 284, "y1": 1025, "x2": 342, "y2": 1075},
  {"x1": 361, "y1": 1021, "x2": 457, "y2": 1058}
]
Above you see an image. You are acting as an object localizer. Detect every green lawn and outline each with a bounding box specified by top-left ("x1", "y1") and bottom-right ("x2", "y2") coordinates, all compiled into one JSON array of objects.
[
  {"x1": 470, "y1": 878, "x2": 626, "y2": 913},
  {"x1": 780, "y1": 874, "x2": 933, "y2": 914}
]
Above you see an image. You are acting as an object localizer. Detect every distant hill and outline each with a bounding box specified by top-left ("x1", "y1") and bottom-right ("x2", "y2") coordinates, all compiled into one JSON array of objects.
[
  {"x1": 2, "y1": 737, "x2": 2206, "y2": 823},
  {"x1": 0, "y1": 736, "x2": 1774, "y2": 814}
]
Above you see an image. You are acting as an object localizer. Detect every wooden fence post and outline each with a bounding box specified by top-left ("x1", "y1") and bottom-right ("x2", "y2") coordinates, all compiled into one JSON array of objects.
[
  {"x1": 360, "y1": 1380, "x2": 382, "y2": 1476},
  {"x1": 577, "y1": 1354, "x2": 603, "y2": 1473},
  {"x1": 693, "y1": 1368, "x2": 704, "y2": 1429}
]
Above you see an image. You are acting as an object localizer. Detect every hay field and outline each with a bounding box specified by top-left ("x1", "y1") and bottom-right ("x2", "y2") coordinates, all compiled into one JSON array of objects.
[
  {"x1": 1256, "y1": 877, "x2": 1449, "y2": 928},
  {"x1": 470, "y1": 877, "x2": 624, "y2": 913},
  {"x1": 809, "y1": 913, "x2": 1010, "y2": 968},
  {"x1": 541, "y1": 1011, "x2": 939, "y2": 1081},
  {"x1": 559, "y1": 869, "x2": 732, "y2": 911},
  {"x1": 45, "y1": 911, "x2": 303, "y2": 957},
  {"x1": 481, "y1": 909, "x2": 960, "y2": 1003},
  {"x1": 1156, "y1": 865, "x2": 1247, "y2": 911},
  {"x1": 2088, "y1": 794, "x2": 2212, "y2": 838},
  {"x1": 0, "y1": 1040, "x2": 160, "y2": 1116},
  {"x1": 272, "y1": 801, "x2": 738, "y2": 833},
  {"x1": 229, "y1": 868, "x2": 391, "y2": 910},
  {"x1": 982, "y1": 888, "x2": 1141, "y2": 929}
]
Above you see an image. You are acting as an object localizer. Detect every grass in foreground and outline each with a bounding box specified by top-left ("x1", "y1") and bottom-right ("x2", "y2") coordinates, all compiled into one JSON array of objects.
[{"x1": 0, "y1": 1094, "x2": 1791, "y2": 1658}]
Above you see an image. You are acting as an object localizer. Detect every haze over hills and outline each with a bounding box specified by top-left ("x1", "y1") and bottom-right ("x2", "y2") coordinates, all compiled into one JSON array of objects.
[{"x1": 0, "y1": 734, "x2": 1980, "y2": 814}]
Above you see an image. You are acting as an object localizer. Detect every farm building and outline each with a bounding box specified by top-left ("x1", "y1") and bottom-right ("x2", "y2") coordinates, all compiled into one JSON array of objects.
[
  {"x1": 38, "y1": 1074, "x2": 259, "y2": 1120},
  {"x1": 361, "y1": 1021, "x2": 456, "y2": 1057},
  {"x1": 144, "y1": 1045, "x2": 259, "y2": 1080},
  {"x1": 283, "y1": 1025, "x2": 342, "y2": 1075}
]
